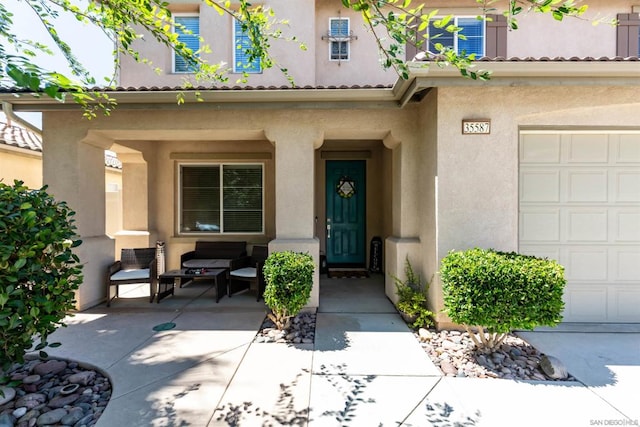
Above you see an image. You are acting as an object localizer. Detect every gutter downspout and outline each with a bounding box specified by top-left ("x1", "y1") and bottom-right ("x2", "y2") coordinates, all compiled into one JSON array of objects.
[{"x1": 1, "y1": 101, "x2": 42, "y2": 136}]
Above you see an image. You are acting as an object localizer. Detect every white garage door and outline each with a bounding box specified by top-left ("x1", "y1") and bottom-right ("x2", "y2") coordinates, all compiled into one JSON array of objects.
[{"x1": 519, "y1": 132, "x2": 640, "y2": 322}]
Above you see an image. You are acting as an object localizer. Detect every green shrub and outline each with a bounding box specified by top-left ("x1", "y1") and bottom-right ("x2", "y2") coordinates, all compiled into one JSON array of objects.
[
  {"x1": 440, "y1": 248, "x2": 565, "y2": 349},
  {"x1": 263, "y1": 251, "x2": 314, "y2": 330},
  {"x1": 0, "y1": 181, "x2": 83, "y2": 371},
  {"x1": 393, "y1": 257, "x2": 434, "y2": 329}
]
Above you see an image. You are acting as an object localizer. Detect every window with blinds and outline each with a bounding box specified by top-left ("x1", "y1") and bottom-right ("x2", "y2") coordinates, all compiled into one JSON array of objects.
[
  {"x1": 233, "y1": 19, "x2": 262, "y2": 73},
  {"x1": 180, "y1": 164, "x2": 263, "y2": 234},
  {"x1": 428, "y1": 17, "x2": 485, "y2": 57},
  {"x1": 329, "y1": 18, "x2": 350, "y2": 61},
  {"x1": 174, "y1": 15, "x2": 200, "y2": 73}
]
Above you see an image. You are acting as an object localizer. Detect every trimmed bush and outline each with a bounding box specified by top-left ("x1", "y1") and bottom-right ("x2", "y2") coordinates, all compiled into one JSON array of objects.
[
  {"x1": 0, "y1": 181, "x2": 83, "y2": 371},
  {"x1": 440, "y1": 248, "x2": 565, "y2": 349},
  {"x1": 263, "y1": 251, "x2": 314, "y2": 330}
]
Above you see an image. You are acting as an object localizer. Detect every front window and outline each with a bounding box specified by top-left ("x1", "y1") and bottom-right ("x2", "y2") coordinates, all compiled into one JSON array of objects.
[
  {"x1": 233, "y1": 19, "x2": 262, "y2": 73},
  {"x1": 173, "y1": 15, "x2": 200, "y2": 73},
  {"x1": 428, "y1": 16, "x2": 485, "y2": 57},
  {"x1": 180, "y1": 164, "x2": 263, "y2": 234}
]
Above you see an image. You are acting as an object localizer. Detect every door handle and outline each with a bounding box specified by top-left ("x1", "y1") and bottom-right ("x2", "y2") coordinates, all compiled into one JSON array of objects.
[{"x1": 327, "y1": 224, "x2": 331, "y2": 239}]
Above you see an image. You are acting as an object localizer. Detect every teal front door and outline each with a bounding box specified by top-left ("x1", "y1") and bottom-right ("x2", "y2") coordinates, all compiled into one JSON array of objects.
[{"x1": 325, "y1": 160, "x2": 366, "y2": 266}]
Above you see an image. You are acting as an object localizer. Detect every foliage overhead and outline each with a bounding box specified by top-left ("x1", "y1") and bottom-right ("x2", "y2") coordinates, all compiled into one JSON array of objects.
[
  {"x1": 440, "y1": 248, "x2": 565, "y2": 350},
  {"x1": 0, "y1": 0, "x2": 596, "y2": 115},
  {"x1": 262, "y1": 251, "x2": 314, "y2": 330},
  {"x1": 0, "y1": 180, "x2": 83, "y2": 371}
]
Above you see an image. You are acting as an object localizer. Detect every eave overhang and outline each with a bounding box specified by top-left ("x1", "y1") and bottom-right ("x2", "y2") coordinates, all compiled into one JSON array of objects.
[{"x1": 1, "y1": 59, "x2": 638, "y2": 113}]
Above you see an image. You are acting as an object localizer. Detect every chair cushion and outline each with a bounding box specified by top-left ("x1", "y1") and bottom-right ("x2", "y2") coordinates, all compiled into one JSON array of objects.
[
  {"x1": 230, "y1": 267, "x2": 257, "y2": 278},
  {"x1": 110, "y1": 268, "x2": 150, "y2": 281},
  {"x1": 183, "y1": 259, "x2": 232, "y2": 269}
]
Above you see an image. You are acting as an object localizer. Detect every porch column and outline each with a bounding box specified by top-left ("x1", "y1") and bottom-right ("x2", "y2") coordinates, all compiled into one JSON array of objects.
[
  {"x1": 382, "y1": 130, "x2": 428, "y2": 304},
  {"x1": 42, "y1": 113, "x2": 114, "y2": 310},
  {"x1": 266, "y1": 126, "x2": 323, "y2": 307},
  {"x1": 114, "y1": 152, "x2": 152, "y2": 253}
]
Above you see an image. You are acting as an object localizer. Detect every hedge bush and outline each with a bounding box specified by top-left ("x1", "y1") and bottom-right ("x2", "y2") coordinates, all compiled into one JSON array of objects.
[
  {"x1": 0, "y1": 181, "x2": 83, "y2": 371},
  {"x1": 440, "y1": 248, "x2": 565, "y2": 336},
  {"x1": 263, "y1": 251, "x2": 314, "y2": 330}
]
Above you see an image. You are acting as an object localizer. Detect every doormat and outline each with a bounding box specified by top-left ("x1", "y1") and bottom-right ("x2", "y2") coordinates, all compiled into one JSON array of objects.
[{"x1": 327, "y1": 269, "x2": 370, "y2": 279}]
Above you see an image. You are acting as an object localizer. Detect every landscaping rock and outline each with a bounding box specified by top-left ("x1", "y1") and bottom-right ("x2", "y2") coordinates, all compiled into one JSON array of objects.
[
  {"x1": 540, "y1": 355, "x2": 569, "y2": 380},
  {"x1": 0, "y1": 387, "x2": 16, "y2": 406}
]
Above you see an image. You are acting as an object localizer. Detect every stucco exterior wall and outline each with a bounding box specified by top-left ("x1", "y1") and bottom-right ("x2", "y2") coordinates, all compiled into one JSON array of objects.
[
  {"x1": 0, "y1": 148, "x2": 42, "y2": 189},
  {"x1": 314, "y1": 0, "x2": 396, "y2": 86},
  {"x1": 506, "y1": 0, "x2": 631, "y2": 58},
  {"x1": 119, "y1": 0, "x2": 318, "y2": 88},
  {"x1": 432, "y1": 85, "x2": 640, "y2": 325}
]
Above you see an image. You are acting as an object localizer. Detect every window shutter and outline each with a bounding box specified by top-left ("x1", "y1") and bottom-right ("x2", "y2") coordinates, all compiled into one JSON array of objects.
[
  {"x1": 223, "y1": 165, "x2": 263, "y2": 233},
  {"x1": 485, "y1": 14, "x2": 507, "y2": 58},
  {"x1": 234, "y1": 19, "x2": 262, "y2": 73},
  {"x1": 617, "y1": 13, "x2": 640, "y2": 57},
  {"x1": 174, "y1": 16, "x2": 200, "y2": 73}
]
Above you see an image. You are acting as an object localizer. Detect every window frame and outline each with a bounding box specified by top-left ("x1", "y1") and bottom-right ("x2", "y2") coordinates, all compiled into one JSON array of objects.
[
  {"x1": 428, "y1": 16, "x2": 486, "y2": 57},
  {"x1": 328, "y1": 17, "x2": 351, "y2": 61},
  {"x1": 232, "y1": 18, "x2": 262, "y2": 74},
  {"x1": 172, "y1": 14, "x2": 200, "y2": 74},
  {"x1": 178, "y1": 162, "x2": 265, "y2": 235}
]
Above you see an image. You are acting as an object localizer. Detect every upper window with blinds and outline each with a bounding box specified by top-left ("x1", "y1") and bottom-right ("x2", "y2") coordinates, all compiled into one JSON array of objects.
[
  {"x1": 233, "y1": 19, "x2": 262, "y2": 73},
  {"x1": 174, "y1": 15, "x2": 200, "y2": 73},
  {"x1": 180, "y1": 164, "x2": 264, "y2": 234},
  {"x1": 428, "y1": 17, "x2": 485, "y2": 57},
  {"x1": 329, "y1": 17, "x2": 350, "y2": 61}
]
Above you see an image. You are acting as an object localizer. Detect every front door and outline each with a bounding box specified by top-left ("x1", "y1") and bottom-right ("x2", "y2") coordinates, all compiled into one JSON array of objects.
[{"x1": 325, "y1": 160, "x2": 366, "y2": 266}]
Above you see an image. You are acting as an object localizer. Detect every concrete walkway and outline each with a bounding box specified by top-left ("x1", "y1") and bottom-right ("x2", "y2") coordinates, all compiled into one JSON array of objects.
[{"x1": 47, "y1": 276, "x2": 640, "y2": 426}]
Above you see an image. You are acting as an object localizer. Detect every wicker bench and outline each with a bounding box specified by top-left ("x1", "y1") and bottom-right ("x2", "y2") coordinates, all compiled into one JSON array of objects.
[{"x1": 180, "y1": 241, "x2": 247, "y2": 273}]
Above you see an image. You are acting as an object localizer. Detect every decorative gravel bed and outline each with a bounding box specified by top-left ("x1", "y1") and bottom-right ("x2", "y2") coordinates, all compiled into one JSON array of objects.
[
  {"x1": 0, "y1": 358, "x2": 110, "y2": 427},
  {"x1": 254, "y1": 311, "x2": 317, "y2": 344},
  {"x1": 416, "y1": 328, "x2": 575, "y2": 381}
]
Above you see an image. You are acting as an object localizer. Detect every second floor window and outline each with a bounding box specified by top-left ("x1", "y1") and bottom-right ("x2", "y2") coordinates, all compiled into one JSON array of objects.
[
  {"x1": 329, "y1": 17, "x2": 350, "y2": 61},
  {"x1": 428, "y1": 17, "x2": 485, "y2": 57},
  {"x1": 174, "y1": 15, "x2": 200, "y2": 73},
  {"x1": 233, "y1": 19, "x2": 262, "y2": 73},
  {"x1": 180, "y1": 164, "x2": 264, "y2": 234}
]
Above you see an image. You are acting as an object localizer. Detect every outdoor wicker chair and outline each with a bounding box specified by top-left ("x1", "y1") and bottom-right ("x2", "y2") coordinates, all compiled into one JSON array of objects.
[
  {"x1": 106, "y1": 248, "x2": 158, "y2": 306},
  {"x1": 228, "y1": 245, "x2": 269, "y2": 301}
]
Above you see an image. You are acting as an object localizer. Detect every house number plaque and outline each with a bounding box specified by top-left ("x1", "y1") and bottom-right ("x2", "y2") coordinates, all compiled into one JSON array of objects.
[{"x1": 462, "y1": 119, "x2": 491, "y2": 135}]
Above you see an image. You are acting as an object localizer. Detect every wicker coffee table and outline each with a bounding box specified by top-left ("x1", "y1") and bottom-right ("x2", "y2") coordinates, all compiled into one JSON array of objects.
[{"x1": 157, "y1": 268, "x2": 227, "y2": 303}]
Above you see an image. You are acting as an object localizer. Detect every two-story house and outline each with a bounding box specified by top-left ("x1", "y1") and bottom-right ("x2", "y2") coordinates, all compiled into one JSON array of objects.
[{"x1": 1, "y1": 0, "x2": 638, "y2": 325}]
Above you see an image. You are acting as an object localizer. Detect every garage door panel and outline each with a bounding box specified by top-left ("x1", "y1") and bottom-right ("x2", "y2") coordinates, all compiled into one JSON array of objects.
[
  {"x1": 615, "y1": 211, "x2": 640, "y2": 241},
  {"x1": 566, "y1": 248, "x2": 608, "y2": 281},
  {"x1": 521, "y1": 171, "x2": 560, "y2": 202},
  {"x1": 615, "y1": 171, "x2": 640, "y2": 202},
  {"x1": 521, "y1": 134, "x2": 561, "y2": 163},
  {"x1": 567, "y1": 134, "x2": 609, "y2": 163},
  {"x1": 567, "y1": 171, "x2": 608, "y2": 202},
  {"x1": 614, "y1": 249, "x2": 640, "y2": 281},
  {"x1": 567, "y1": 210, "x2": 608, "y2": 242},
  {"x1": 618, "y1": 135, "x2": 640, "y2": 162},
  {"x1": 520, "y1": 210, "x2": 560, "y2": 241},
  {"x1": 564, "y1": 287, "x2": 608, "y2": 322},
  {"x1": 611, "y1": 286, "x2": 640, "y2": 321}
]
